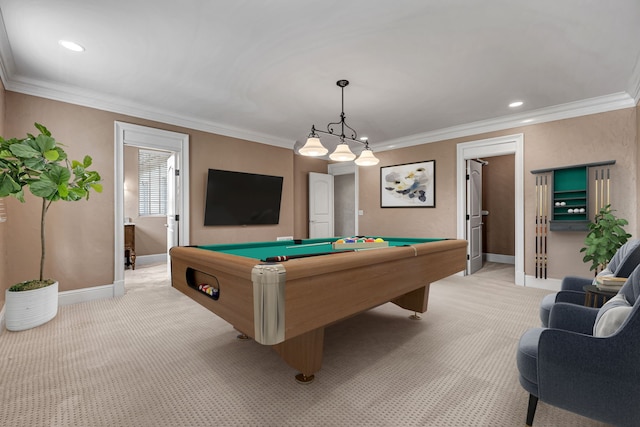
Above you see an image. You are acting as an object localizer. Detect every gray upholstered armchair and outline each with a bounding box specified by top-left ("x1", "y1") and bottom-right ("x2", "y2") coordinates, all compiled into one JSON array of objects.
[
  {"x1": 539, "y1": 239, "x2": 640, "y2": 326},
  {"x1": 517, "y1": 264, "x2": 640, "y2": 426}
]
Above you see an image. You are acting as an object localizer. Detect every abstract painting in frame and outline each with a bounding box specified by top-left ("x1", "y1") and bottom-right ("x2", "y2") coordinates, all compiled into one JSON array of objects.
[{"x1": 380, "y1": 160, "x2": 436, "y2": 208}]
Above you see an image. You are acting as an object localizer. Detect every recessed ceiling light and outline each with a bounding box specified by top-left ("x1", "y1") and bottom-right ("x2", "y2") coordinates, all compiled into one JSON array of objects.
[
  {"x1": 521, "y1": 119, "x2": 534, "y2": 123},
  {"x1": 360, "y1": 136, "x2": 368, "y2": 141},
  {"x1": 509, "y1": 101, "x2": 524, "y2": 108},
  {"x1": 58, "y1": 40, "x2": 85, "y2": 52}
]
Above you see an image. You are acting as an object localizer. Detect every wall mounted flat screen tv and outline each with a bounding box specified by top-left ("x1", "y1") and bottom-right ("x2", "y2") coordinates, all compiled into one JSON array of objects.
[{"x1": 204, "y1": 169, "x2": 284, "y2": 226}]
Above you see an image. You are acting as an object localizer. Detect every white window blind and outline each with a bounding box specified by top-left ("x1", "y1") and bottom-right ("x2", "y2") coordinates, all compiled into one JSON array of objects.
[{"x1": 138, "y1": 149, "x2": 171, "y2": 216}]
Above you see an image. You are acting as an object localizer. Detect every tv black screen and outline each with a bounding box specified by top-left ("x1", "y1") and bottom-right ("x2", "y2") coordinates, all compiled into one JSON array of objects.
[{"x1": 204, "y1": 169, "x2": 284, "y2": 226}]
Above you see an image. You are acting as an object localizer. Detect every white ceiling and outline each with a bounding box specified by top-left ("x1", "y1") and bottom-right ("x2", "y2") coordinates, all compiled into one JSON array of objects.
[{"x1": 1, "y1": 0, "x2": 639, "y2": 155}]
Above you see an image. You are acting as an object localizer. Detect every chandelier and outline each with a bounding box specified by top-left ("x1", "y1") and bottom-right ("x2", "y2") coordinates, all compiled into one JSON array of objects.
[{"x1": 298, "y1": 80, "x2": 379, "y2": 166}]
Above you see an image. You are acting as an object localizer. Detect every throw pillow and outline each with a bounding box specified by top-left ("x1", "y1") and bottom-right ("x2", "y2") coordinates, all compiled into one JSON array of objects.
[{"x1": 593, "y1": 294, "x2": 633, "y2": 337}]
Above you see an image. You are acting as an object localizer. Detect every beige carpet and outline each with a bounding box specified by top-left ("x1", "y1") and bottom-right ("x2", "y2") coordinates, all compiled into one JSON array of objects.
[{"x1": 0, "y1": 262, "x2": 610, "y2": 427}]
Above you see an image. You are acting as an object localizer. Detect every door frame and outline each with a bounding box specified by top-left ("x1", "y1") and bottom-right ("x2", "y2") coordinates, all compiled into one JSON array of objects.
[
  {"x1": 456, "y1": 134, "x2": 524, "y2": 286},
  {"x1": 114, "y1": 122, "x2": 190, "y2": 296}
]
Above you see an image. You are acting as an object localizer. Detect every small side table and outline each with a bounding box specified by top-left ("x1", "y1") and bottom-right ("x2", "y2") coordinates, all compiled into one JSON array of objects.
[{"x1": 583, "y1": 285, "x2": 617, "y2": 308}]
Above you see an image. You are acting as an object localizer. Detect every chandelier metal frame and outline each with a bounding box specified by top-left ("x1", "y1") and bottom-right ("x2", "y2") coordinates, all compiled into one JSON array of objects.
[{"x1": 300, "y1": 80, "x2": 379, "y2": 166}]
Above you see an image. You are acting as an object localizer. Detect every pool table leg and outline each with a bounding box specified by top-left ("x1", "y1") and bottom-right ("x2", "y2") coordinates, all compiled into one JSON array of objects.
[
  {"x1": 272, "y1": 327, "x2": 324, "y2": 383},
  {"x1": 391, "y1": 284, "x2": 430, "y2": 314}
]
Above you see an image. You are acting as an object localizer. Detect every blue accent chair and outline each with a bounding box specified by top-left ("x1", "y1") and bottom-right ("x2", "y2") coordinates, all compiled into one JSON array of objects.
[
  {"x1": 517, "y1": 264, "x2": 640, "y2": 426},
  {"x1": 539, "y1": 239, "x2": 640, "y2": 326}
]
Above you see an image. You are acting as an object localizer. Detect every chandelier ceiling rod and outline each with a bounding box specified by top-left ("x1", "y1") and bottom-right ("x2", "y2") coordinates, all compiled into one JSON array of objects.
[
  {"x1": 299, "y1": 79, "x2": 379, "y2": 166},
  {"x1": 311, "y1": 79, "x2": 358, "y2": 143}
]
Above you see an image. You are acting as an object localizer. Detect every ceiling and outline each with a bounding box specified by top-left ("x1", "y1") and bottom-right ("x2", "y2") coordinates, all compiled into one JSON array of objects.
[{"x1": 1, "y1": 0, "x2": 640, "y2": 156}]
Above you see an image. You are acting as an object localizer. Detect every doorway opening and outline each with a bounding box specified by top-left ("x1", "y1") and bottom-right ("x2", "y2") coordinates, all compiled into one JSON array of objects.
[
  {"x1": 114, "y1": 122, "x2": 190, "y2": 296},
  {"x1": 329, "y1": 163, "x2": 358, "y2": 237},
  {"x1": 456, "y1": 134, "x2": 525, "y2": 286}
]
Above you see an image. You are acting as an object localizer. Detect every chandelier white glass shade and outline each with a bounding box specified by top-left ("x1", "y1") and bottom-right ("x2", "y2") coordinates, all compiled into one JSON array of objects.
[
  {"x1": 329, "y1": 142, "x2": 356, "y2": 161},
  {"x1": 298, "y1": 137, "x2": 328, "y2": 156},
  {"x1": 299, "y1": 80, "x2": 379, "y2": 166},
  {"x1": 354, "y1": 144, "x2": 380, "y2": 166}
]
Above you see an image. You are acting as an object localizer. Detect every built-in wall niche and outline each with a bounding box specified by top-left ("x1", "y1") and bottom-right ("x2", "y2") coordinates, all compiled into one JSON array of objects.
[{"x1": 531, "y1": 160, "x2": 615, "y2": 232}]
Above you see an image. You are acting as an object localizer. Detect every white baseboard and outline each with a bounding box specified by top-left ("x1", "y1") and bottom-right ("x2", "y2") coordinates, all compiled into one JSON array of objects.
[
  {"x1": 59, "y1": 284, "x2": 119, "y2": 306},
  {"x1": 135, "y1": 253, "x2": 167, "y2": 266},
  {"x1": 485, "y1": 253, "x2": 515, "y2": 264},
  {"x1": 523, "y1": 275, "x2": 562, "y2": 291}
]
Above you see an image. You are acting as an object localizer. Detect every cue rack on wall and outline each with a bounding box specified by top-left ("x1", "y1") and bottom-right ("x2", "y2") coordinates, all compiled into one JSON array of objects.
[{"x1": 530, "y1": 160, "x2": 616, "y2": 279}]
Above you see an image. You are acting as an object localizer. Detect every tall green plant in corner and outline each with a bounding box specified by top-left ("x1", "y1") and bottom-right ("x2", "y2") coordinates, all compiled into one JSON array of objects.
[
  {"x1": 580, "y1": 204, "x2": 631, "y2": 273},
  {"x1": 0, "y1": 123, "x2": 103, "y2": 290}
]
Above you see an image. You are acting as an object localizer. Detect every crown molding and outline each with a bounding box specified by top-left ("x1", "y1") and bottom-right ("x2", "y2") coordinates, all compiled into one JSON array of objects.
[
  {"x1": 3, "y1": 74, "x2": 295, "y2": 150},
  {"x1": 375, "y1": 92, "x2": 636, "y2": 152},
  {"x1": 0, "y1": 57, "x2": 636, "y2": 154},
  {"x1": 0, "y1": 8, "x2": 14, "y2": 89}
]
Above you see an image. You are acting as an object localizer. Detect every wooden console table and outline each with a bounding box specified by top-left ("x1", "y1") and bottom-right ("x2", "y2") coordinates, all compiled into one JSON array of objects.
[{"x1": 124, "y1": 223, "x2": 136, "y2": 270}]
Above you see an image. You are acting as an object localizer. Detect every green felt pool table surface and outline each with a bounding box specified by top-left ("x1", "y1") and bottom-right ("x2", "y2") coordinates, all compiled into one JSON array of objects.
[{"x1": 197, "y1": 237, "x2": 446, "y2": 261}]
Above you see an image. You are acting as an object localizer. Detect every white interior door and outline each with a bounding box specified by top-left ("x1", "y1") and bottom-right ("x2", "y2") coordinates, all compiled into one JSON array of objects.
[
  {"x1": 166, "y1": 154, "x2": 178, "y2": 257},
  {"x1": 309, "y1": 172, "x2": 334, "y2": 238},
  {"x1": 467, "y1": 159, "x2": 483, "y2": 274}
]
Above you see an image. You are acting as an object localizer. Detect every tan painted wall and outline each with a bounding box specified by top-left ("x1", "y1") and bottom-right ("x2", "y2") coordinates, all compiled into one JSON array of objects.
[
  {"x1": 4, "y1": 94, "x2": 120, "y2": 291},
  {"x1": 359, "y1": 143, "x2": 457, "y2": 237},
  {"x1": 0, "y1": 79, "x2": 6, "y2": 304},
  {"x1": 123, "y1": 145, "x2": 169, "y2": 257},
  {"x1": 359, "y1": 108, "x2": 637, "y2": 279},
  {"x1": 3, "y1": 92, "x2": 295, "y2": 293},
  {"x1": 189, "y1": 134, "x2": 294, "y2": 245},
  {"x1": 483, "y1": 155, "x2": 515, "y2": 256}
]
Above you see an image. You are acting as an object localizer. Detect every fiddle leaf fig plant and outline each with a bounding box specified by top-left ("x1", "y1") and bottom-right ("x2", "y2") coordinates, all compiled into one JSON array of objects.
[
  {"x1": 0, "y1": 123, "x2": 103, "y2": 290},
  {"x1": 580, "y1": 204, "x2": 631, "y2": 272}
]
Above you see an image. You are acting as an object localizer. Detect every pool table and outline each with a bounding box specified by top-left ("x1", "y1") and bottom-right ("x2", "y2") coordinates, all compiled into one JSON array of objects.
[{"x1": 170, "y1": 237, "x2": 466, "y2": 382}]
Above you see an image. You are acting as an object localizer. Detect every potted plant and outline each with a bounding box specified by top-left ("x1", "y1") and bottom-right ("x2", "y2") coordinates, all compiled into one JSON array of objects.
[
  {"x1": 580, "y1": 204, "x2": 631, "y2": 273},
  {"x1": 0, "y1": 123, "x2": 102, "y2": 331}
]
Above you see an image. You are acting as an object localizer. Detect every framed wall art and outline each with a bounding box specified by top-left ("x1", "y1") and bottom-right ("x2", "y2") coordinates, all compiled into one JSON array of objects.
[{"x1": 380, "y1": 160, "x2": 436, "y2": 208}]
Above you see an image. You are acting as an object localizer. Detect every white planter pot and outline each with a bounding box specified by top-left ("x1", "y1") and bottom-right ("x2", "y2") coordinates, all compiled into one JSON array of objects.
[{"x1": 5, "y1": 281, "x2": 59, "y2": 331}]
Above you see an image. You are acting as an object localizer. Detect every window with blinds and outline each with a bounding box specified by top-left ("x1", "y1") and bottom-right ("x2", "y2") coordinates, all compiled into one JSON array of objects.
[{"x1": 138, "y1": 149, "x2": 171, "y2": 216}]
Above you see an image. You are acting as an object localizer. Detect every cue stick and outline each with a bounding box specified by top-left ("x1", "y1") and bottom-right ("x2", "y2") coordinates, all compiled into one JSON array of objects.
[
  {"x1": 535, "y1": 175, "x2": 539, "y2": 279},
  {"x1": 286, "y1": 242, "x2": 331, "y2": 249},
  {"x1": 601, "y1": 168, "x2": 605, "y2": 210},
  {"x1": 536, "y1": 175, "x2": 538, "y2": 279},
  {"x1": 594, "y1": 169, "x2": 598, "y2": 216},
  {"x1": 607, "y1": 168, "x2": 610, "y2": 206},
  {"x1": 262, "y1": 250, "x2": 354, "y2": 262},
  {"x1": 543, "y1": 175, "x2": 548, "y2": 279},
  {"x1": 539, "y1": 175, "x2": 544, "y2": 279}
]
